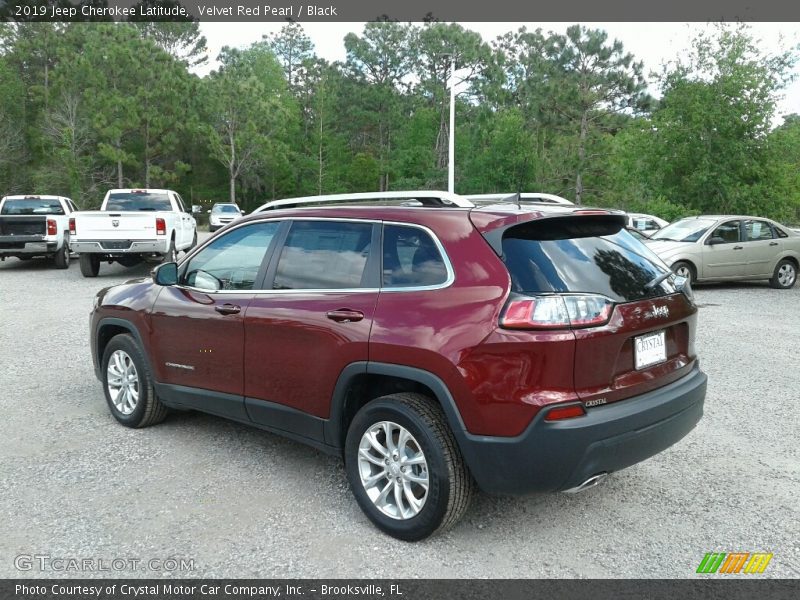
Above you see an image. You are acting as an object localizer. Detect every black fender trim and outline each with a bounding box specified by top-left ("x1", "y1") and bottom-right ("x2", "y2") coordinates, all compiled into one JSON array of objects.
[
  {"x1": 325, "y1": 361, "x2": 470, "y2": 454},
  {"x1": 94, "y1": 317, "x2": 149, "y2": 380}
]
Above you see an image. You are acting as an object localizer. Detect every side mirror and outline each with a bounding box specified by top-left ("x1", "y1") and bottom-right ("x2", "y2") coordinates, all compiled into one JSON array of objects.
[
  {"x1": 706, "y1": 236, "x2": 725, "y2": 246},
  {"x1": 153, "y1": 262, "x2": 178, "y2": 286}
]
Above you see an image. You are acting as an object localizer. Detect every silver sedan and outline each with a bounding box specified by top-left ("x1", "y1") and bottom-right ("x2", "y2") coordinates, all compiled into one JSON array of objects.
[{"x1": 645, "y1": 215, "x2": 800, "y2": 289}]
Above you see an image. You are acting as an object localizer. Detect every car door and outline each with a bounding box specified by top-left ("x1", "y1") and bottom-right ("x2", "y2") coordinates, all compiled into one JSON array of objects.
[
  {"x1": 701, "y1": 219, "x2": 746, "y2": 279},
  {"x1": 172, "y1": 193, "x2": 192, "y2": 248},
  {"x1": 148, "y1": 220, "x2": 283, "y2": 419},
  {"x1": 742, "y1": 219, "x2": 779, "y2": 277},
  {"x1": 242, "y1": 219, "x2": 380, "y2": 435}
]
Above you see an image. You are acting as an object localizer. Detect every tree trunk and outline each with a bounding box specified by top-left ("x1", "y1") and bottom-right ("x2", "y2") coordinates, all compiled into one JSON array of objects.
[
  {"x1": 575, "y1": 110, "x2": 588, "y2": 205},
  {"x1": 117, "y1": 159, "x2": 123, "y2": 188},
  {"x1": 229, "y1": 174, "x2": 236, "y2": 204}
]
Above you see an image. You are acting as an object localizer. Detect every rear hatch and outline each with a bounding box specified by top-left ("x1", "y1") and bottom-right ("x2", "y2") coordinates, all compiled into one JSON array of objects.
[{"x1": 480, "y1": 211, "x2": 698, "y2": 406}]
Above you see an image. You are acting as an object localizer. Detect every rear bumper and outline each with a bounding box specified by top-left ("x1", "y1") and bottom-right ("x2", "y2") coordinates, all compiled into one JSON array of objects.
[
  {"x1": 458, "y1": 364, "x2": 707, "y2": 495},
  {"x1": 71, "y1": 240, "x2": 166, "y2": 254},
  {"x1": 0, "y1": 235, "x2": 57, "y2": 255}
]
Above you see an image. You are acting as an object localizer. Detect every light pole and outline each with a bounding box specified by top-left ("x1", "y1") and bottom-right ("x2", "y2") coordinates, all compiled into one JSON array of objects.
[{"x1": 448, "y1": 54, "x2": 456, "y2": 194}]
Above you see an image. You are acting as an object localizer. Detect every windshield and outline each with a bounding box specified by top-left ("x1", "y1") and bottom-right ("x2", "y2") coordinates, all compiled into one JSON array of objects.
[
  {"x1": 213, "y1": 204, "x2": 239, "y2": 214},
  {"x1": 650, "y1": 218, "x2": 717, "y2": 242},
  {"x1": 1, "y1": 198, "x2": 64, "y2": 215},
  {"x1": 502, "y1": 217, "x2": 677, "y2": 303},
  {"x1": 106, "y1": 192, "x2": 172, "y2": 212}
]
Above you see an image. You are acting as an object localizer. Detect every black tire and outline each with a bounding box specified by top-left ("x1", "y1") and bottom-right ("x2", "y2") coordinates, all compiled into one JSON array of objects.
[
  {"x1": 344, "y1": 393, "x2": 474, "y2": 541},
  {"x1": 190, "y1": 231, "x2": 198, "y2": 249},
  {"x1": 53, "y1": 239, "x2": 70, "y2": 269},
  {"x1": 163, "y1": 238, "x2": 177, "y2": 263},
  {"x1": 209, "y1": 225, "x2": 218, "y2": 233},
  {"x1": 18, "y1": 256, "x2": 32, "y2": 261},
  {"x1": 671, "y1": 260, "x2": 696, "y2": 284},
  {"x1": 79, "y1": 253, "x2": 100, "y2": 277},
  {"x1": 769, "y1": 259, "x2": 798, "y2": 289},
  {"x1": 101, "y1": 334, "x2": 168, "y2": 428}
]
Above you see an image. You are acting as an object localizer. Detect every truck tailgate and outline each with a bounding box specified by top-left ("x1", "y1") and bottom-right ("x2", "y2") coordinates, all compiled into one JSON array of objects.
[
  {"x1": 0, "y1": 217, "x2": 46, "y2": 236},
  {"x1": 73, "y1": 211, "x2": 159, "y2": 240}
]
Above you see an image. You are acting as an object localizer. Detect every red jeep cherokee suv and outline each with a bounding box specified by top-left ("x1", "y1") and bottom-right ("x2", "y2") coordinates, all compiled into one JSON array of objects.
[{"x1": 90, "y1": 192, "x2": 707, "y2": 541}]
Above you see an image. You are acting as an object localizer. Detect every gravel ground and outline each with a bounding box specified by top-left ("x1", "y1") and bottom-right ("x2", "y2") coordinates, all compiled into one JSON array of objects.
[{"x1": 1, "y1": 242, "x2": 798, "y2": 579}]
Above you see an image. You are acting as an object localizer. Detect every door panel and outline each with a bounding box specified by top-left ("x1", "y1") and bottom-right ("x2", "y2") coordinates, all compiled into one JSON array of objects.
[
  {"x1": 743, "y1": 220, "x2": 779, "y2": 276},
  {"x1": 149, "y1": 287, "x2": 251, "y2": 399},
  {"x1": 243, "y1": 291, "x2": 377, "y2": 419},
  {"x1": 701, "y1": 220, "x2": 745, "y2": 279}
]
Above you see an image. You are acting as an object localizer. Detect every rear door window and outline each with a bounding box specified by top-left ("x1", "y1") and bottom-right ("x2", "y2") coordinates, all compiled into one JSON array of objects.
[
  {"x1": 744, "y1": 220, "x2": 774, "y2": 241},
  {"x1": 382, "y1": 224, "x2": 449, "y2": 288},
  {"x1": 272, "y1": 221, "x2": 377, "y2": 290},
  {"x1": 502, "y1": 217, "x2": 674, "y2": 303}
]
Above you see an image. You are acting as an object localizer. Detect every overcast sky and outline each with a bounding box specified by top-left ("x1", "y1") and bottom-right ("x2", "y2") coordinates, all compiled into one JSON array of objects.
[{"x1": 198, "y1": 22, "x2": 800, "y2": 120}]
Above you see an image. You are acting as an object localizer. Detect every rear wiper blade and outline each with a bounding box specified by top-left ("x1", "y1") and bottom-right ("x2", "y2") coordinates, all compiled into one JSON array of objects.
[{"x1": 644, "y1": 270, "x2": 673, "y2": 292}]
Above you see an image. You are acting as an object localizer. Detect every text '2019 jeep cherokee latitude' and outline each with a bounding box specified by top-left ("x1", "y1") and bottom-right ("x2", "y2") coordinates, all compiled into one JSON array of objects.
[{"x1": 90, "y1": 191, "x2": 707, "y2": 541}]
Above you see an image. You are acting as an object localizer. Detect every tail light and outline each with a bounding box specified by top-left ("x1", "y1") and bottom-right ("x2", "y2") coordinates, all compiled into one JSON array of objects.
[
  {"x1": 544, "y1": 404, "x2": 586, "y2": 421},
  {"x1": 501, "y1": 294, "x2": 613, "y2": 329},
  {"x1": 156, "y1": 218, "x2": 166, "y2": 236},
  {"x1": 69, "y1": 218, "x2": 76, "y2": 235},
  {"x1": 47, "y1": 218, "x2": 57, "y2": 236}
]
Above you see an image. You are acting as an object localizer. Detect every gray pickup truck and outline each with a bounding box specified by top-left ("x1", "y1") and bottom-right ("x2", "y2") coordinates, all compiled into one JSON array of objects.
[{"x1": 0, "y1": 195, "x2": 76, "y2": 268}]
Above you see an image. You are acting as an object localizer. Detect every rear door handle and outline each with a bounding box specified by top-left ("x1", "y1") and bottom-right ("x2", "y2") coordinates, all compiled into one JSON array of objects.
[
  {"x1": 770, "y1": 241, "x2": 779, "y2": 246},
  {"x1": 326, "y1": 309, "x2": 364, "y2": 323},
  {"x1": 733, "y1": 246, "x2": 743, "y2": 250},
  {"x1": 215, "y1": 304, "x2": 241, "y2": 315}
]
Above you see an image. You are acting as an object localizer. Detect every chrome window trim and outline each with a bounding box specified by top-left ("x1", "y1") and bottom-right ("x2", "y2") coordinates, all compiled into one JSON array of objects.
[{"x1": 175, "y1": 217, "x2": 454, "y2": 295}]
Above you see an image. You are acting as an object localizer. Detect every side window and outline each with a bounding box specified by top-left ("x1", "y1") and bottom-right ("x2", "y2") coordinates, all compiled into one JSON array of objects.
[
  {"x1": 272, "y1": 221, "x2": 375, "y2": 290},
  {"x1": 775, "y1": 226, "x2": 789, "y2": 238},
  {"x1": 382, "y1": 224, "x2": 449, "y2": 288},
  {"x1": 710, "y1": 221, "x2": 741, "y2": 244},
  {"x1": 645, "y1": 219, "x2": 659, "y2": 230},
  {"x1": 182, "y1": 222, "x2": 279, "y2": 291},
  {"x1": 745, "y1": 220, "x2": 774, "y2": 241}
]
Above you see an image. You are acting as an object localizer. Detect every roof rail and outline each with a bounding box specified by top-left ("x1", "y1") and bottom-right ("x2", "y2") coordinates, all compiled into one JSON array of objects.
[
  {"x1": 254, "y1": 191, "x2": 475, "y2": 213},
  {"x1": 465, "y1": 192, "x2": 574, "y2": 206}
]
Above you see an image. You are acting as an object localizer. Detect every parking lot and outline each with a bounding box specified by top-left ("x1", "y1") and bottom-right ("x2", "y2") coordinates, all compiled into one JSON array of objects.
[{"x1": 1, "y1": 234, "x2": 798, "y2": 579}]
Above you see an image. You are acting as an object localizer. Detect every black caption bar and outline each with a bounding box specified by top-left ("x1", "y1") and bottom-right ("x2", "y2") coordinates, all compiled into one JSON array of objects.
[
  {"x1": 4, "y1": 0, "x2": 800, "y2": 21},
  {"x1": 3, "y1": 580, "x2": 800, "y2": 600}
]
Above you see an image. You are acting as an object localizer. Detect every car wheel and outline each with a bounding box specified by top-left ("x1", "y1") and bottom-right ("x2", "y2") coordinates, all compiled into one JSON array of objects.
[
  {"x1": 53, "y1": 239, "x2": 70, "y2": 269},
  {"x1": 102, "y1": 334, "x2": 168, "y2": 428},
  {"x1": 79, "y1": 254, "x2": 100, "y2": 277},
  {"x1": 164, "y1": 239, "x2": 177, "y2": 263},
  {"x1": 671, "y1": 261, "x2": 696, "y2": 284},
  {"x1": 344, "y1": 393, "x2": 474, "y2": 541},
  {"x1": 769, "y1": 259, "x2": 797, "y2": 289},
  {"x1": 190, "y1": 231, "x2": 198, "y2": 249}
]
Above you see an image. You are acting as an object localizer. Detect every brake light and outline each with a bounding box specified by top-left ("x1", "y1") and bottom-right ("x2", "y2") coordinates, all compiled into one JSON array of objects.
[
  {"x1": 69, "y1": 218, "x2": 76, "y2": 235},
  {"x1": 544, "y1": 404, "x2": 586, "y2": 421},
  {"x1": 156, "y1": 218, "x2": 166, "y2": 235},
  {"x1": 47, "y1": 218, "x2": 57, "y2": 236},
  {"x1": 501, "y1": 294, "x2": 613, "y2": 329}
]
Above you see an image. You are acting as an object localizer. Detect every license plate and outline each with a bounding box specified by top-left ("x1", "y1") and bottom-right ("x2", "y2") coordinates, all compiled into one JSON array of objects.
[
  {"x1": 634, "y1": 330, "x2": 666, "y2": 370},
  {"x1": 25, "y1": 242, "x2": 47, "y2": 251}
]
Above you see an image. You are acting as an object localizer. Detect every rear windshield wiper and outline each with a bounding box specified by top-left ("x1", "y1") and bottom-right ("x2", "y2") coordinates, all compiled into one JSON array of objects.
[{"x1": 644, "y1": 269, "x2": 674, "y2": 293}]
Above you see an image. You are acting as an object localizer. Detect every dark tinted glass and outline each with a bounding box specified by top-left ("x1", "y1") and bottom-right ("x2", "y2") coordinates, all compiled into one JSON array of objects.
[
  {"x1": 382, "y1": 225, "x2": 448, "y2": 287},
  {"x1": 1, "y1": 199, "x2": 64, "y2": 215},
  {"x1": 182, "y1": 222, "x2": 279, "y2": 291},
  {"x1": 502, "y1": 218, "x2": 674, "y2": 302},
  {"x1": 106, "y1": 192, "x2": 172, "y2": 211},
  {"x1": 213, "y1": 204, "x2": 239, "y2": 214},
  {"x1": 273, "y1": 221, "x2": 373, "y2": 290},
  {"x1": 710, "y1": 221, "x2": 741, "y2": 243}
]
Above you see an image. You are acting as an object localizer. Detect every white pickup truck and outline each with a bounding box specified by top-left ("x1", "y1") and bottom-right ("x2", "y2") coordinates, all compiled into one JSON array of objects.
[
  {"x1": 0, "y1": 195, "x2": 76, "y2": 269},
  {"x1": 70, "y1": 189, "x2": 197, "y2": 277}
]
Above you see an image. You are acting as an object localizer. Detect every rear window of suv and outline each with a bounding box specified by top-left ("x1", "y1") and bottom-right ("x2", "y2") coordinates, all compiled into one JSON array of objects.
[{"x1": 502, "y1": 217, "x2": 674, "y2": 303}]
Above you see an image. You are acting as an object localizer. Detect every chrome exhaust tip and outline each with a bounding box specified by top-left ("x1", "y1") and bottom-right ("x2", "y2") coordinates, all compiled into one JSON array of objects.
[{"x1": 563, "y1": 472, "x2": 608, "y2": 494}]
